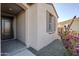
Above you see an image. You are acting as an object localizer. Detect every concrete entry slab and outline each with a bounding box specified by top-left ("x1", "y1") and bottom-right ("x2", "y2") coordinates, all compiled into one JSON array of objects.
[{"x1": 1, "y1": 39, "x2": 35, "y2": 56}]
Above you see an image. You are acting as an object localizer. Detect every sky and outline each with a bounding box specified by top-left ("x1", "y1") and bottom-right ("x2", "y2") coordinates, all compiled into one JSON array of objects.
[{"x1": 54, "y1": 3, "x2": 79, "y2": 22}]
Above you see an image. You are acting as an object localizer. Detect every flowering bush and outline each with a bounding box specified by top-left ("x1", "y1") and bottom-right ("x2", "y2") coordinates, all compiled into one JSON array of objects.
[{"x1": 63, "y1": 31, "x2": 79, "y2": 55}]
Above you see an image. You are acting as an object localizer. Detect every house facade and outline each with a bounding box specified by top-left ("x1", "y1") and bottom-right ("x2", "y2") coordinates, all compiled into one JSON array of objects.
[{"x1": 1, "y1": 3, "x2": 59, "y2": 51}]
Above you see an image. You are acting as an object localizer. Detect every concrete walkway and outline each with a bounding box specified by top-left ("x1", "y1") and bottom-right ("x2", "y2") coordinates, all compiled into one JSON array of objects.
[
  {"x1": 1, "y1": 39, "x2": 70, "y2": 56},
  {"x1": 1, "y1": 39, "x2": 35, "y2": 56},
  {"x1": 28, "y1": 39, "x2": 70, "y2": 56}
]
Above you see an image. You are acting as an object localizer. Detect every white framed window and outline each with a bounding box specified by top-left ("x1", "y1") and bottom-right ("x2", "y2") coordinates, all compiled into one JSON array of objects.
[{"x1": 46, "y1": 11, "x2": 56, "y2": 34}]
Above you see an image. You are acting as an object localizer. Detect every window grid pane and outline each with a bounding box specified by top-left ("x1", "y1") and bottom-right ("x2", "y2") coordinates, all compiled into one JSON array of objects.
[{"x1": 46, "y1": 11, "x2": 56, "y2": 33}]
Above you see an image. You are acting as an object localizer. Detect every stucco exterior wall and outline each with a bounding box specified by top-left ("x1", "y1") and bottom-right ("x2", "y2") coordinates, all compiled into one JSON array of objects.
[
  {"x1": 26, "y1": 4, "x2": 59, "y2": 51},
  {"x1": 16, "y1": 12, "x2": 26, "y2": 44},
  {"x1": 36, "y1": 4, "x2": 59, "y2": 50},
  {"x1": 26, "y1": 4, "x2": 38, "y2": 49}
]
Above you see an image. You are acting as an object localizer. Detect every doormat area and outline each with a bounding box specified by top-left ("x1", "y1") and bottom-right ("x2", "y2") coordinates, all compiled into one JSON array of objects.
[
  {"x1": 1, "y1": 39, "x2": 26, "y2": 56},
  {"x1": 28, "y1": 39, "x2": 71, "y2": 56}
]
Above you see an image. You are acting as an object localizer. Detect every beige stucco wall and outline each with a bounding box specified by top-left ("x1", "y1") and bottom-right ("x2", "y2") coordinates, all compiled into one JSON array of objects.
[
  {"x1": 26, "y1": 4, "x2": 38, "y2": 49},
  {"x1": 26, "y1": 4, "x2": 59, "y2": 51},
  {"x1": 16, "y1": 12, "x2": 26, "y2": 44},
  {"x1": 36, "y1": 4, "x2": 59, "y2": 50}
]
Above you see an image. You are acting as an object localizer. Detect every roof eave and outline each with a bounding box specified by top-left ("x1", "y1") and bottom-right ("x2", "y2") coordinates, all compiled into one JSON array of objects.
[{"x1": 47, "y1": 3, "x2": 59, "y2": 18}]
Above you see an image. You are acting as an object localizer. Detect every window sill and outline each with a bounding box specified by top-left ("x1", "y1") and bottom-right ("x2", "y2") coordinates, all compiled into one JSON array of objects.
[{"x1": 48, "y1": 32, "x2": 53, "y2": 34}]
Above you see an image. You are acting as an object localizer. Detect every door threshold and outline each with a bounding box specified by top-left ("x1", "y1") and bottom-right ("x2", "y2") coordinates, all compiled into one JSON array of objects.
[{"x1": 1, "y1": 38, "x2": 16, "y2": 42}]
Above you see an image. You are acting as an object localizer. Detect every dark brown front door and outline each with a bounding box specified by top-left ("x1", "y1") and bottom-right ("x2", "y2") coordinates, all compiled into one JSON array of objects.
[{"x1": 1, "y1": 17, "x2": 13, "y2": 40}]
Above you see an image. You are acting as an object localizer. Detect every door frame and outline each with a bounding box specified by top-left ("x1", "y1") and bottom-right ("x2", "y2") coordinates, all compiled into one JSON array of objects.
[{"x1": 1, "y1": 16, "x2": 14, "y2": 40}]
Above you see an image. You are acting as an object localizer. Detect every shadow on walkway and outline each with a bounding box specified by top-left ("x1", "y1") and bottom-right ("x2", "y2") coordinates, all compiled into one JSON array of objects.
[{"x1": 28, "y1": 39, "x2": 70, "y2": 56}]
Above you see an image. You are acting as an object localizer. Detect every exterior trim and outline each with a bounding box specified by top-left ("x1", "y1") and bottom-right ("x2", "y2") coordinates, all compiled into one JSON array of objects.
[{"x1": 47, "y1": 3, "x2": 59, "y2": 18}]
